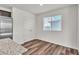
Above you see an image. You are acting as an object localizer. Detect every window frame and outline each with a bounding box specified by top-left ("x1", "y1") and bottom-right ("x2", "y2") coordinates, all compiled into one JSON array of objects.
[{"x1": 43, "y1": 15, "x2": 63, "y2": 32}]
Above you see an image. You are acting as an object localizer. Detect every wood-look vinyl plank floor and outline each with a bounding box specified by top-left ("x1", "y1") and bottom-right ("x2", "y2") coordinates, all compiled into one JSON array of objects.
[{"x1": 22, "y1": 39, "x2": 79, "y2": 55}]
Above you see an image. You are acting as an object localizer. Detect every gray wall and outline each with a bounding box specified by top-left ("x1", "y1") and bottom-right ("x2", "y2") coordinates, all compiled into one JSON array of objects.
[
  {"x1": 36, "y1": 5, "x2": 78, "y2": 49},
  {"x1": 78, "y1": 5, "x2": 79, "y2": 49}
]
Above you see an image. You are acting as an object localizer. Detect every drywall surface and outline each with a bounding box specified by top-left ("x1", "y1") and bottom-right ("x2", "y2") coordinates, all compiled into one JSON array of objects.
[
  {"x1": 78, "y1": 5, "x2": 79, "y2": 49},
  {"x1": 12, "y1": 7, "x2": 36, "y2": 44},
  {"x1": 0, "y1": 7, "x2": 11, "y2": 12},
  {"x1": 36, "y1": 5, "x2": 78, "y2": 49}
]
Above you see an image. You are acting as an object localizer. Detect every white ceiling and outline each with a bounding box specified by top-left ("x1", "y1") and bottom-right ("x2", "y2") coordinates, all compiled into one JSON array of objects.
[{"x1": 0, "y1": 4, "x2": 72, "y2": 14}]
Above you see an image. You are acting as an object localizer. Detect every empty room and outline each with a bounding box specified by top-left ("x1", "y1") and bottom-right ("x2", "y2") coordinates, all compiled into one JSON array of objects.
[{"x1": 0, "y1": 4, "x2": 79, "y2": 55}]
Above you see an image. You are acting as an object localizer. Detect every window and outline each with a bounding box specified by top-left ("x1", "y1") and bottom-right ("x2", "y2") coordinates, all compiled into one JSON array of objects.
[{"x1": 43, "y1": 15, "x2": 62, "y2": 31}]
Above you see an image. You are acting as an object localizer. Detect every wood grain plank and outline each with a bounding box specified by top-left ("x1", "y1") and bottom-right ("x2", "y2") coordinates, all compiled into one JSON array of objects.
[{"x1": 22, "y1": 39, "x2": 79, "y2": 55}]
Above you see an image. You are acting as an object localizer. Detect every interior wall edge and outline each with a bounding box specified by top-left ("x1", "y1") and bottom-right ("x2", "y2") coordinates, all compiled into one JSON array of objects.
[{"x1": 0, "y1": 6, "x2": 11, "y2": 12}]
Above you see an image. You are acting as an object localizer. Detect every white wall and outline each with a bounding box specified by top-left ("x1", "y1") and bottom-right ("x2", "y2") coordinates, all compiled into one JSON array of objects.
[
  {"x1": 36, "y1": 5, "x2": 78, "y2": 49},
  {"x1": 12, "y1": 7, "x2": 36, "y2": 44},
  {"x1": 0, "y1": 7, "x2": 11, "y2": 12}
]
